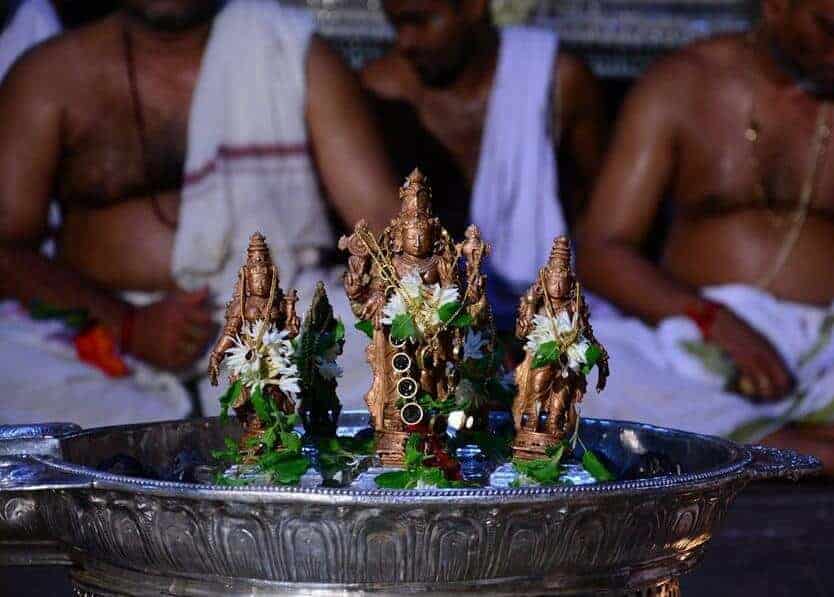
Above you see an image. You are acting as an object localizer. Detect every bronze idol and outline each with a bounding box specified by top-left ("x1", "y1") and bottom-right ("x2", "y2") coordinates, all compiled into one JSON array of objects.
[
  {"x1": 512, "y1": 236, "x2": 609, "y2": 460},
  {"x1": 339, "y1": 169, "x2": 492, "y2": 466},
  {"x1": 209, "y1": 232, "x2": 301, "y2": 461}
]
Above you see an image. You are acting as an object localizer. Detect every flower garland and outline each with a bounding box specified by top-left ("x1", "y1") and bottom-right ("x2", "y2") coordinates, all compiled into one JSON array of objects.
[
  {"x1": 380, "y1": 269, "x2": 471, "y2": 342},
  {"x1": 525, "y1": 312, "x2": 602, "y2": 375},
  {"x1": 222, "y1": 319, "x2": 300, "y2": 397}
]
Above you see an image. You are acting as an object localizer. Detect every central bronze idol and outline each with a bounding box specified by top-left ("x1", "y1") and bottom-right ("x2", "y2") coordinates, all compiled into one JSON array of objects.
[{"x1": 340, "y1": 169, "x2": 494, "y2": 465}]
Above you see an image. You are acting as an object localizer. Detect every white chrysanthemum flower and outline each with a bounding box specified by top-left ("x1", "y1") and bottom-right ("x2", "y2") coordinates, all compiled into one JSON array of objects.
[
  {"x1": 400, "y1": 269, "x2": 423, "y2": 301},
  {"x1": 381, "y1": 292, "x2": 408, "y2": 326},
  {"x1": 555, "y1": 311, "x2": 574, "y2": 335},
  {"x1": 315, "y1": 356, "x2": 343, "y2": 380},
  {"x1": 277, "y1": 374, "x2": 301, "y2": 398},
  {"x1": 525, "y1": 314, "x2": 556, "y2": 353},
  {"x1": 429, "y1": 283, "x2": 459, "y2": 309},
  {"x1": 448, "y1": 410, "x2": 467, "y2": 431},
  {"x1": 223, "y1": 336, "x2": 261, "y2": 378},
  {"x1": 463, "y1": 329, "x2": 486, "y2": 361},
  {"x1": 525, "y1": 312, "x2": 578, "y2": 353},
  {"x1": 381, "y1": 268, "x2": 461, "y2": 337},
  {"x1": 566, "y1": 338, "x2": 591, "y2": 373}
]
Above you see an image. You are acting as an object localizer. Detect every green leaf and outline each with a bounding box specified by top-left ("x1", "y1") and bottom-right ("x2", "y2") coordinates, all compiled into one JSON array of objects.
[
  {"x1": 28, "y1": 301, "x2": 90, "y2": 329},
  {"x1": 257, "y1": 450, "x2": 310, "y2": 485},
  {"x1": 261, "y1": 427, "x2": 278, "y2": 450},
  {"x1": 582, "y1": 450, "x2": 615, "y2": 482},
  {"x1": 545, "y1": 442, "x2": 566, "y2": 462},
  {"x1": 404, "y1": 434, "x2": 424, "y2": 469},
  {"x1": 213, "y1": 473, "x2": 252, "y2": 487},
  {"x1": 419, "y1": 467, "x2": 446, "y2": 487},
  {"x1": 438, "y1": 301, "x2": 461, "y2": 323},
  {"x1": 249, "y1": 386, "x2": 271, "y2": 424},
  {"x1": 211, "y1": 437, "x2": 240, "y2": 465},
  {"x1": 532, "y1": 341, "x2": 560, "y2": 369},
  {"x1": 450, "y1": 311, "x2": 473, "y2": 328},
  {"x1": 218, "y1": 380, "x2": 243, "y2": 423},
  {"x1": 584, "y1": 344, "x2": 603, "y2": 367},
  {"x1": 286, "y1": 413, "x2": 301, "y2": 427},
  {"x1": 272, "y1": 455, "x2": 310, "y2": 485},
  {"x1": 513, "y1": 456, "x2": 562, "y2": 485},
  {"x1": 390, "y1": 313, "x2": 418, "y2": 342},
  {"x1": 338, "y1": 434, "x2": 376, "y2": 455},
  {"x1": 333, "y1": 319, "x2": 346, "y2": 344},
  {"x1": 279, "y1": 431, "x2": 302, "y2": 454},
  {"x1": 374, "y1": 470, "x2": 413, "y2": 489},
  {"x1": 355, "y1": 320, "x2": 374, "y2": 338}
]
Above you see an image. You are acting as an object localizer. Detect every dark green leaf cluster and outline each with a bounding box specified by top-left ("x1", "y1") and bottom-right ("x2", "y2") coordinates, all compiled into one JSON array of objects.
[
  {"x1": 511, "y1": 443, "x2": 567, "y2": 486},
  {"x1": 374, "y1": 434, "x2": 467, "y2": 489},
  {"x1": 29, "y1": 300, "x2": 89, "y2": 330}
]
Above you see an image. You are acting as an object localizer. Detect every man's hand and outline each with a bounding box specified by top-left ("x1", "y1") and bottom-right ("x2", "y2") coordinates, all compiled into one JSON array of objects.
[
  {"x1": 129, "y1": 288, "x2": 217, "y2": 372},
  {"x1": 710, "y1": 308, "x2": 794, "y2": 402}
]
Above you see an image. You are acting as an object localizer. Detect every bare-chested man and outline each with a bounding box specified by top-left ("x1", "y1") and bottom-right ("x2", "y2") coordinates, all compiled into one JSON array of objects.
[
  {"x1": 579, "y1": 0, "x2": 834, "y2": 470},
  {"x1": 0, "y1": 0, "x2": 398, "y2": 425},
  {"x1": 361, "y1": 0, "x2": 606, "y2": 328}
]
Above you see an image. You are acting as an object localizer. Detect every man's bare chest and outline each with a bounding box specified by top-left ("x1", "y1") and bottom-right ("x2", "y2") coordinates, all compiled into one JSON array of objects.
[
  {"x1": 415, "y1": 97, "x2": 487, "y2": 181},
  {"x1": 677, "y1": 94, "x2": 834, "y2": 210},
  {"x1": 58, "y1": 61, "x2": 196, "y2": 208}
]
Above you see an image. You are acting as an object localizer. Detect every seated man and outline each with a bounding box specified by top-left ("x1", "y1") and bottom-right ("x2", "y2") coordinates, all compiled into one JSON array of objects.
[
  {"x1": 362, "y1": 0, "x2": 606, "y2": 328},
  {"x1": 0, "y1": 0, "x2": 399, "y2": 427},
  {"x1": 578, "y1": 0, "x2": 834, "y2": 471}
]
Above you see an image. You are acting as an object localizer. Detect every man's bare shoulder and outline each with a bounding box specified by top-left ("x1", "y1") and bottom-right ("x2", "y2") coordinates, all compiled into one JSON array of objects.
[
  {"x1": 637, "y1": 33, "x2": 749, "y2": 100},
  {"x1": 555, "y1": 52, "x2": 595, "y2": 97},
  {"x1": 360, "y1": 52, "x2": 413, "y2": 100},
  {"x1": 1, "y1": 14, "x2": 120, "y2": 102}
]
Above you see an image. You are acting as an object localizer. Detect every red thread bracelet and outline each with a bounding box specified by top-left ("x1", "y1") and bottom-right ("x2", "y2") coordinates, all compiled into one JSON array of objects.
[{"x1": 684, "y1": 300, "x2": 722, "y2": 340}]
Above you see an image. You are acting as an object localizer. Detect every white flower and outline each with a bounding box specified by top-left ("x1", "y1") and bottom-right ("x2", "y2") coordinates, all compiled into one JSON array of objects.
[
  {"x1": 222, "y1": 319, "x2": 302, "y2": 398},
  {"x1": 381, "y1": 268, "x2": 461, "y2": 337},
  {"x1": 277, "y1": 373, "x2": 301, "y2": 398},
  {"x1": 463, "y1": 329, "x2": 486, "y2": 361},
  {"x1": 430, "y1": 283, "x2": 459, "y2": 309},
  {"x1": 400, "y1": 269, "x2": 423, "y2": 301},
  {"x1": 381, "y1": 292, "x2": 408, "y2": 326},
  {"x1": 525, "y1": 314, "x2": 556, "y2": 353},
  {"x1": 466, "y1": 416, "x2": 474, "y2": 429},
  {"x1": 566, "y1": 338, "x2": 591, "y2": 373},
  {"x1": 315, "y1": 356, "x2": 343, "y2": 380},
  {"x1": 223, "y1": 336, "x2": 261, "y2": 379},
  {"x1": 448, "y1": 410, "x2": 467, "y2": 431},
  {"x1": 525, "y1": 311, "x2": 577, "y2": 353}
]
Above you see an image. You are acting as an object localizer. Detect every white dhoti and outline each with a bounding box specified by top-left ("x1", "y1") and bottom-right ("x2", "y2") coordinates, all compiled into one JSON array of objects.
[
  {"x1": 0, "y1": 303, "x2": 191, "y2": 428},
  {"x1": 582, "y1": 285, "x2": 834, "y2": 441}
]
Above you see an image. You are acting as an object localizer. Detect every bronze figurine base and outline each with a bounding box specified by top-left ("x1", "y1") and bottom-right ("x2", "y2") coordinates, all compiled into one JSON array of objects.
[
  {"x1": 512, "y1": 429, "x2": 566, "y2": 461},
  {"x1": 376, "y1": 430, "x2": 411, "y2": 467}
]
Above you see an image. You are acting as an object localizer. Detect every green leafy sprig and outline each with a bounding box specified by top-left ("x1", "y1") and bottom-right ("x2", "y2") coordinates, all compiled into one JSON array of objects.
[{"x1": 374, "y1": 435, "x2": 467, "y2": 489}]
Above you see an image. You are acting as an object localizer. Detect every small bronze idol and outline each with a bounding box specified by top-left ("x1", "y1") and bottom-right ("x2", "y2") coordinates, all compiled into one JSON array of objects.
[
  {"x1": 209, "y1": 232, "x2": 301, "y2": 461},
  {"x1": 339, "y1": 169, "x2": 493, "y2": 466},
  {"x1": 512, "y1": 236, "x2": 609, "y2": 460}
]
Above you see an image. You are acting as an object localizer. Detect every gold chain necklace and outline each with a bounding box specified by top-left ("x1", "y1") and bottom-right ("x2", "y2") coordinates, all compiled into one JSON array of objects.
[
  {"x1": 746, "y1": 103, "x2": 832, "y2": 289},
  {"x1": 744, "y1": 34, "x2": 833, "y2": 289}
]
